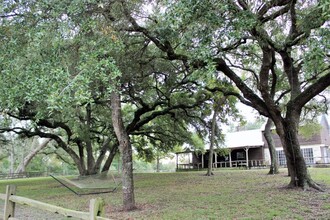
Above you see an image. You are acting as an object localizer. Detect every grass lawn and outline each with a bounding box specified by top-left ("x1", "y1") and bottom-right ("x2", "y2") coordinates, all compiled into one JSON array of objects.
[{"x1": 0, "y1": 168, "x2": 329, "y2": 219}]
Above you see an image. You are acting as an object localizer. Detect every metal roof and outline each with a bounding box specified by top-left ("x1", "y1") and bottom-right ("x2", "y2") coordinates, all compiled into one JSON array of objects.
[{"x1": 224, "y1": 129, "x2": 264, "y2": 148}]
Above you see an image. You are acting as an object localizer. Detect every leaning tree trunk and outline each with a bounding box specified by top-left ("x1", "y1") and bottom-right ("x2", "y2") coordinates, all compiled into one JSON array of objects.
[
  {"x1": 15, "y1": 138, "x2": 51, "y2": 174},
  {"x1": 101, "y1": 143, "x2": 119, "y2": 173},
  {"x1": 9, "y1": 143, "x2": 15, "y2": 175},
  {"x1": 264, "y1": 119, "x2": 279, "y2": 175},
  {"x1": 111, "y1": 91, "x2": 136, "y2": 211}
]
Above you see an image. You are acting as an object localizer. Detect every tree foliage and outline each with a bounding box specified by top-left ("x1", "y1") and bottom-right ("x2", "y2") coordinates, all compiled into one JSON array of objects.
[
  {"x1": 0, "y1": 0, "x2": 218, "y2": 177},
  {"x1": 0, "y1": 0, "x2": 239, "y2": 209},
  {"x1": 117, "y1": 0, "x2": 329, "y2": 190},
  {"x1": 1, "y1": 0, "x2": 328, "y2": 211}
]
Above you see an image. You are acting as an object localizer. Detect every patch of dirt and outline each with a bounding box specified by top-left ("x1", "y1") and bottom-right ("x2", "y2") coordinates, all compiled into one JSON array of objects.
[
  {"x1": 0, "y1": 201, "x2": 161, "y2": 220},
  {"x1": 0, "y1": 201, "x2": 80, "y2": 220},
  {"x1": 105, "y1": 203, "x2": 163, "y2": 220}
]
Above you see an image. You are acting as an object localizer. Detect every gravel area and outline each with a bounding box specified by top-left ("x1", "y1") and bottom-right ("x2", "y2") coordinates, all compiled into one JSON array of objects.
[{"x1": 0, "y1": 200, "x2": 79, "y2": 220}]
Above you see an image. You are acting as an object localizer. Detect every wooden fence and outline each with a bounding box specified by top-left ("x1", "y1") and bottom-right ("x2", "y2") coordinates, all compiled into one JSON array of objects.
[
  {"x1": 0, "y1": 185, "x2": 110, "y2": 220},
  {"x1": 0, "y1": 172, "x2": 49, "y2": 179}
]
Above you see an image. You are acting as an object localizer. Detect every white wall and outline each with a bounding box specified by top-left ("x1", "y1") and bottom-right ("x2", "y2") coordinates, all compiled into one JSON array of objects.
[
  {"x1": 263, "y1": 148, "x2": 271, "y2": 165},
  {"x1": 273, "y1": 144, "x2": 324, "y2": 164}
]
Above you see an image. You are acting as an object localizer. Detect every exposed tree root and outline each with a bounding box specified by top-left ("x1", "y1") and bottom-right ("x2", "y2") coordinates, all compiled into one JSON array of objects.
[
  {"x1": 122, "y1": 205, "x2": 138, "y2": 212},
  {"x1": 287, "y1": 179, "x2": 325, "y2": 192},
  {"x1": 306, "y1": 180, "x2": 325, "y2": 192},
  {"x1": 205, "y1": 171, "x2": 214, "y2": 176},
  {"x1": 268, "y1": 169, "x2": 279, "y2": 175}
]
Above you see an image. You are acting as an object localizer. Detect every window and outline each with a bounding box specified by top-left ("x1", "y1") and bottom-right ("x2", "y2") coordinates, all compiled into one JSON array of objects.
[
  {"x1": 277, "y1": 150, "x2": 287, "y2": 166},
  {"x1": 276, "y1": 148, "x2": 314, "y2": 166},
  {"x1": 237, "y1": 152, "x2": 245, "y2": 159},
  {"x1": 326, "y1": 148, "x2": 330, "y2": 163},
  {"x1": 301, "y1": 148, "x2": 314, "y2": 164}
]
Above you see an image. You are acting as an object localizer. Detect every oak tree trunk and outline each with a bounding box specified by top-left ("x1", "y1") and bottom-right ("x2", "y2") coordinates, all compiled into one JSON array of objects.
[
  {"x1": 156, "y1": 155, "x2": 160, "y2": 173},
  {"x1": 85, "y1": 103, "x2": 96, "y2": 174},
  {"x1": 9, "y1": 144, "x2": 15, "y2": 174},
  {"x1": 206, "y1": 109, "x2": 217, "y2": 176},
  {"x1": 111, "y1": 91, "x2": 136, "y2": 211},
  {"x1": 273, "y1": 114, "x2": 323, "y2": 191}
]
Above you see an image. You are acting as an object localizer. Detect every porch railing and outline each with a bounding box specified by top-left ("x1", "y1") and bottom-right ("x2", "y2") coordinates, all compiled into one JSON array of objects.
[{"x1": 213, "y1": 160, "x2": 266, "y2": 168}]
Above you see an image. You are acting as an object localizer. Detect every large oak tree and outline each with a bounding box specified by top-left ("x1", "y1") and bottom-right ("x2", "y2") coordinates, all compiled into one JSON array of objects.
[
  {"x1": 0, "y1": 0, "x2": 221, "y2": 210},
  {"x1": 118, "y1": 0, "x2": 330, "y2": 190}
]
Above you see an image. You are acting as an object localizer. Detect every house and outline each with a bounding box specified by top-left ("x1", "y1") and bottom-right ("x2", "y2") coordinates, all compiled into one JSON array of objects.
[
  {"x1": 268, "y1": 115, "x2": 330, "y2": 166},
  {"x1": 176, "y1": 116, "x2": 330, "y2": 170}
]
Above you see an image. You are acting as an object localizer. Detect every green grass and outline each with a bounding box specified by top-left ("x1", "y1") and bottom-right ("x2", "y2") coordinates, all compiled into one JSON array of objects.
[{"x1": 0, "y1": 168, "x2": 329, "y2": 219}]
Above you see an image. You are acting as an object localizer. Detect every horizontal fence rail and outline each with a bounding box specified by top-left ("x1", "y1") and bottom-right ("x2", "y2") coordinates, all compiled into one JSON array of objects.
[
  {"x1": 0, "y1": 185, "x2": 110, "y2": 220},
  {"x1": 0, "y1": 172, "x2": 48, "y2": 180}
]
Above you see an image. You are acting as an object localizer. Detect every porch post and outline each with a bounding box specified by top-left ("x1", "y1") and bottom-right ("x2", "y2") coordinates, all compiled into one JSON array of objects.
[
  {"x1": 188, "y1": 153, "x2": 191, "y2": 169},
  {"x1": 214, "y1": 152, "x2": 217, "y2": 168},
  {"x1": 229, "y1": 150, "x2": 232, "y2": 168},
  {"x1": 262, "y1": 146, "x2": 265, "y2": 164},
  {"x1": 176, "y1": 153, "x2": 178, "y2": 171},
  {"x1": 244, "y1": 147, "x2": 249, "y2": 168},
  {"x1": 202, "y1": 154, "x2": 204, "y2": 168}
]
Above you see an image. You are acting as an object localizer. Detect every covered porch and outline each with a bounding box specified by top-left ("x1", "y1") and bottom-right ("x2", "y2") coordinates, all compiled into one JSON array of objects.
[
  {"x1": 176, "y1": 129, "x2": 267, "y2": 171},
  {"x1": 212, "y1": 146, "x2": 266, "y2": 168},
  {"x1": 176, "y1": 146, "x2": 266, "y2": 170},
  {"x1": 175, "y1": 148, "x2": 203, "y2": 170}
]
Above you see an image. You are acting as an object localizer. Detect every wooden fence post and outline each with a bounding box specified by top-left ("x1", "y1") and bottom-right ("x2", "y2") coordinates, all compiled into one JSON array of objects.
[
  {"x1": 3, "y1": 185, "x2": 16, "y2": 220},
  {"x1": 89, "y1": 197, "x2": 105, "y2": 220}
]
